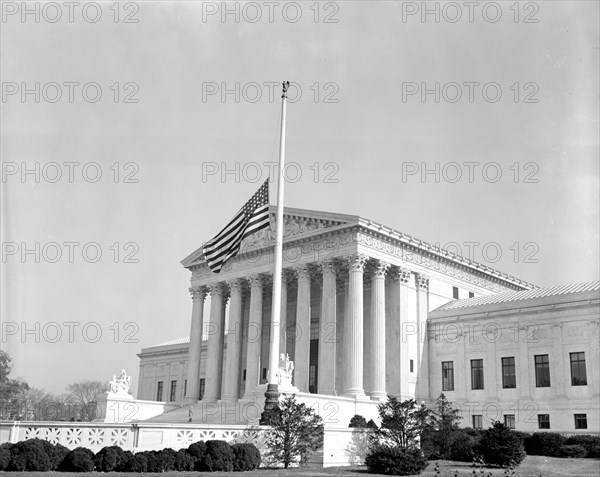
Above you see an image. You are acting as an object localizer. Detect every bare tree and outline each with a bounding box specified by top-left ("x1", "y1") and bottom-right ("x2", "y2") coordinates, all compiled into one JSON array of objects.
[{"x1": 66, "y1": 381, "x2": 106, "y2": 421}]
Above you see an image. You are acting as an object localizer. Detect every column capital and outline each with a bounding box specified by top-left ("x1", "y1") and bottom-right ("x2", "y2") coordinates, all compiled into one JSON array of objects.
[
  {"x1": 226, "y1": 278, "x2": 244, "y2": 295},
  {"x1": 388, "y1": 266, "x2": 412, "y2": 284},
  {"x1": 247, "y1": 274, "x2": 265, "y2": 289},
  {"x1": 209, "y1": 282, "x2": 228, "y2": 298},
  {"x1": 369, "y1": 259, "x2": 390, "y2": 279},
  {"x1": 292, "y1": 265, "x2": 311, "y2": 281},
  {"x1": 189, "y1": 286, "x2": 208, "y2": 301},
  {"x1": 319, "y1": 260, "x2": 337, "y2": 277},
  {"x1": 415, "y1": 273, "x2": 429, "y2": 290},
  {"x1": 345, "y1": 253, "x2": 369, "y2": 272}
]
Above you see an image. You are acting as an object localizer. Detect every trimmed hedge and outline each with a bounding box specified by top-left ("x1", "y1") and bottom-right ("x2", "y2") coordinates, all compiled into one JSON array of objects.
[
  {"x1": 232, "y1": 443, "x2": 262, "y2": 471},
  {"x1": 7, "y1": 439, "x2": 52, "y2": 472},
  {"x1": 60, "y1": 447, "x2": 95, "y2": 472},
  {"x1": 1, "y1": 438, "x2": 261, "y2": 473},
  {"x1": 558, "y1": 445, "x2": 587, "y2": 458},
  {"x1": 524, "y1": 432, "x2": 567, "y2": 457},
  {"x1": 564, "y1": 435, "x2": 600, "y2": 458},
  {"x1": 365, "y1": 445, "x2": 428, "y2": 476},
  {"x1": 200, "y1": 440, "x2": 235, "y2": 472}
]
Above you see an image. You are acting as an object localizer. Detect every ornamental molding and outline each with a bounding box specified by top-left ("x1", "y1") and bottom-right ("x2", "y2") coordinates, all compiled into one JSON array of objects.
[{"x1": 190, "y1": 227, "x2": 528, "y2": 294}]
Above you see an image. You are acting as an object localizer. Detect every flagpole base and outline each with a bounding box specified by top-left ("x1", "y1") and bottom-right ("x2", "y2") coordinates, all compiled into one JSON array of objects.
[{"x1": 259, "y1": 384, "x2": 280, "y2": 425}]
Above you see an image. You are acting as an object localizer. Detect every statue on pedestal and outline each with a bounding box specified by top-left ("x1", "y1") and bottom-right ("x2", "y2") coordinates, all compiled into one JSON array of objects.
[
  {"x1": 107, "y1": 369, "x2": 132, "y2": 397},
  {"x1": 277, "y1": 353, "x2": 294, "y2": 388}
]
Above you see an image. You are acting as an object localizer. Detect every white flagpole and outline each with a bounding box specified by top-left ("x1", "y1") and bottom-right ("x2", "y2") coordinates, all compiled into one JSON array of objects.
[{"x1": 262, "y1": 81, "x2": 289, "y2": 421}]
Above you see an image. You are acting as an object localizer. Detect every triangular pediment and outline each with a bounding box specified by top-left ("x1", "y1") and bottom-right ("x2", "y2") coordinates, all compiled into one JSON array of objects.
[{"x1": 181, "y1": 206, "x2": 359, "y2": 268}]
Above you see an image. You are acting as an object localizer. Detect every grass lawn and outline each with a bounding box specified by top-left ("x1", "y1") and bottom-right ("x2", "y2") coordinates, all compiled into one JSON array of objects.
[{"x1": 3, "y1": 456, "x2": 598, "y2": 477}]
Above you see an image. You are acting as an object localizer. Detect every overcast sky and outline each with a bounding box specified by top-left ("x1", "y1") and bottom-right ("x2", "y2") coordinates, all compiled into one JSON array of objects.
[{"x1": 2, "y1": 1, "x2": 598, "y2": 395}]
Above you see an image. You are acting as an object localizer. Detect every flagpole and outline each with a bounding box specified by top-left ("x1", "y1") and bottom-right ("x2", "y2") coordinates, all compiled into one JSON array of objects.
[{"x1": 261, "y1": 80, "x2": 289, "y2": 424}]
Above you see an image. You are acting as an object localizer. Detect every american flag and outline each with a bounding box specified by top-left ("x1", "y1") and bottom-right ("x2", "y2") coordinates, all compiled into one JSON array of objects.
[{"x1": 202, "y1": 179, "x2": 271, "y2": 273}]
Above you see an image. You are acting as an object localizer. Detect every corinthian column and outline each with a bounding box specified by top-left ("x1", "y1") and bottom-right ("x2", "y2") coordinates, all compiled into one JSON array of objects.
[
  {"x1": 368, "y1": 260, "x2": 390, "y2": 401},
  {"x1": 318, "y1": 260, "x2": 337, "y2": 396},
  {"x1": 343, "y1": 253, "x2": 369, "y2": 398},
  {"x1": 185, "y1": 286, "x2": 207, "y2": 402},
  {"x1": 221, "y1": 279, "x2": 244, "y2": 402},
  {"x1": 242, "y1": 275, "x2": 264, "y2": 399},
  {"x1": 386, "y1": 267, "x2": 411, "y2": 399},
  {"x1": 293, "y1": 266, "x2": 311, "y2": 392},
  {"x1": 203, "y1": 283, "x2": 227, "y2": 403},
  {"x1": 415, "y1": 273, "x2": 429, "y2": 401}
]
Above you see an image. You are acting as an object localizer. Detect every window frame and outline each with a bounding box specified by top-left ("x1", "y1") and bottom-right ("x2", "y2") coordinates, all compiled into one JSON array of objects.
[
  {"x1": 574, "y1": 414, "x2": 588, "y2": 429},
  {"x1": 156, "y1": 381, "x2": 164, "y2": 402},
  {"x1": 569, "y1": 352, "x2": 587, "y2": 386},
  {"x1": 471, "y1": 359, "x2": 484, "y2": 390},
  {"x1": 472, "y1": 415, "x2": 483, "y2": 429},
  {"x1": 504, "y1": 414, "x2": 516, "y2": 429},
  {"x1": 501, "y1": 356, "x2": 516, "y2": 389},
  {"x1": 442, "y1": 361, "x2": 454, "y2": 391},
  {"x1": 169, "y1": 380, "x2": 177, "y2": 402},
  {"x1": 538, "y1": 414, "x2": 550, "y2": 429},
  {"x1": 534, "y1": 354, "x2": 551, "y2": 387}
]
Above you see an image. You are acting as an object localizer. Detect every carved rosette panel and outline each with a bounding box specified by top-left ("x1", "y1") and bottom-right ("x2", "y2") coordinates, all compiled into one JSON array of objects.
[{"x1": 415, "y1": 273, "x2": 430, "y2": 291}]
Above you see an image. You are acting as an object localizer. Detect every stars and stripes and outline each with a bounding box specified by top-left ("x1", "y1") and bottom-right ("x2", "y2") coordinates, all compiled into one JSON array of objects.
[{"x1": 202, "y1": 179, "x2": 270, "y2": 273}]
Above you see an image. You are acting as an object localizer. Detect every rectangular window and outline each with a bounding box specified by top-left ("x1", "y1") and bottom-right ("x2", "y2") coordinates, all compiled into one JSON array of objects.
[
  {"x1": 309, "y1": 365, "x2": 317, "y2": 394},
  {"x1": 469, "y1": 292, "x2": 475, "y2": 298},
  {"x1": 262, "y1": 368, "x2": 267, "y2": 380},
  {"x1": 574, "y1": 414, "x2": 587, "y2": 429},
  {"x1": 472, "y1": 415, "x2": 483, "y2": 429},
  {"x1": 442, "y1": 361, "x2": 454, "y2": 391},
  {"x1": 156, "y1": 381, "x2": 163, "y2": 401},
  {"x1": 504, "y1": 414, "x2": 515, "y2": 429},
  {"x1": 199, "y1": 378, "x2": 205, "y2": 400},
  {"x1": 243, "y1": 369, "x2": 246, "y2": 381},
  {"x1": 410, "y1": 359, "x2": 414, "y2": 373},
  {"x1": 170, "y1": 380, "x2": 177, "y2": 401},
  {"x1": 471, "y1": 359, "x2": 484, "y2": 390},
  {"x1": 538, "y1": 414, "x2": 550, "y2": 429},
  {"x1": 570, "y1": 352, "x2": 587, "y2": 386},
  {"x1": 502, "y1": 357, "x2": 516, "y2": 389},
  {"x1": 453, "y1": 286, "x2": 459, "y2": 299},
  {"x1": 535, "y1": 355, "x2": 551, "y2": 387},
  {"x1": 184, "y1": 379, "x2": 187, "y2": 397}
]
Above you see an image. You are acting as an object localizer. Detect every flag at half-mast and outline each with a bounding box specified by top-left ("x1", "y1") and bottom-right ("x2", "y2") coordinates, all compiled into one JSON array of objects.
[{"x1": 202, "y1": 179, "x2": 270, "y2": 273}]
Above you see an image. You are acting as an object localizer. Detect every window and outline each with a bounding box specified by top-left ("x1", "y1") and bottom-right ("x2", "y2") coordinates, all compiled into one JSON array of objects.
[
  {"x1": 199, "y1": 378, "x2": 205, "y2": 400},
  {"x1": 472, "y1": 415, "x2": 483, "y2": 429},
  {"x1": 504, "y1": 414, "x2": 515, "y2": 429},
  {"x1": 502, "y1": 357, "x2": 516, "y2": 389},
  {"x1": 574, "y1": 414, "x2": 587, "y2": 429},
  {"x1": 243, "y1": 369, "x2": 246, "y2": 381},
  {"x1": 570, "y1": 352, "x2": 587, "y2": 386},
  {"x1": 535, "y1": 355, "x2": 551, "y2": 387},
  {"x1": 453, "y1": 286, "x2": 459, "y2": 299},
  {"x1": 471, "y1": 359, "x2": 484, "y2": 390},
  {"x1": 309, "y1": 365, "x2": 317, "y2": 394},
  {"x1": 262, "y1": 368, "x2": 267, "y2": 380},
  {"x1": 156, "y1": 381, "x2": 164, "y2": 401},
  {"x1": 410, "y1": 359, "x2": 414, "y2": 373},
  {"x1": 442, "y1": 361, "x2": 454, "y2": 391},
  {"x1": 469, "y1": 292, "x2": 475, "y2": 298},
  {"x1": 184, "y1": 379, "x2": 187, "y2": 397},
  {"x1": 170, "y1": 380, "x2": 177, "y2": 401},
  {"x1": 538, "y1": 414, "x2": 550, "y2": 429}
]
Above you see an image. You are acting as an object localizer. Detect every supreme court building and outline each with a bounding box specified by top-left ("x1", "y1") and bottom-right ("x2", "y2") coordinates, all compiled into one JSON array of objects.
[{"x1": 137, "y1": 207, "x2": 599, "y2": 433}]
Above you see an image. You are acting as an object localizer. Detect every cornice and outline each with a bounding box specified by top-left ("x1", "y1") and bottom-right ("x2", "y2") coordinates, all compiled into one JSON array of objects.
[{"x1": 187, "y1": 221, "x2": 534, "y2": 293}]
